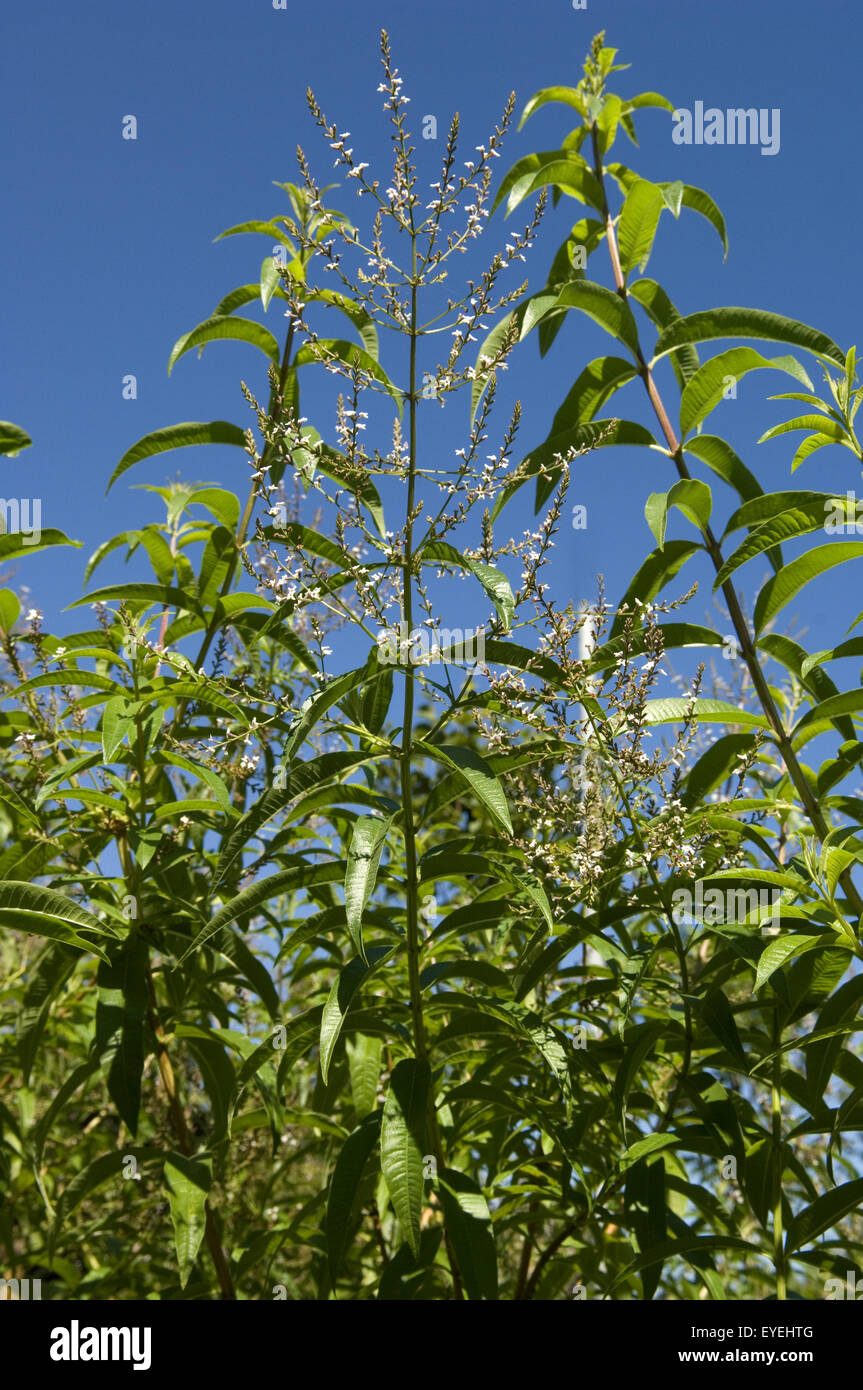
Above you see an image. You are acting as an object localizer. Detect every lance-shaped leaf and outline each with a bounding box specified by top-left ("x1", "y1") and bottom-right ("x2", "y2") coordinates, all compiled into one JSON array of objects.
[
  {"x1": 714, "y1": 495, "x2": 839, "y2": 588},
  {"x1": 617, "y1": 179, "x2": 665, "y2": 274},
  {"x1": 18, "y1": 943, "x2": 77, "y2": 1083},
  {"x1": 668, "y1": 184, "x2": 728, "y2": 258},
  {"x1": 638, "y1": 698, "x2": 769, "y2": 730},
  {"x1": 345, "y1": 816, "x2": 393, "y2": 962},
  {"x1": 163, "y1": 1152, "x2": 213, "y2": 1288},
  {"x1": 167, "y1": 316, "x2": 280, "y2": 375},
  {"x1": 415, "y1": 742, "x2": 513, "y2": 834},
  {"x1": 0, "y1": 881, "x2": 116, "y2": 957},
  {"x1": 106, "y1": 421, "x2": 248, "y2": 494},
  {"x1": 491, "y1": 150, "x2": 602, "y2": 218},
  {"x1": 259, "y1": 254, "x2": 281, "y2": 311},
  {"x1": 517, "y1": 86, "x2": 587, "y2": 129},
  {"x1": 755, "y1": 934, "x2": 827, "y2": 991},
  {"x1": 327, "y1": 1111, "x2": 381, "y2": 1286},
  {"x1": 758, "y1": 414, "x2": 846, "y2": 446},
  {"x1": 0, "y1": 530, "x2": 80, "y2": 562},
  {"x1": 494, "y1": 418, "x2": 656, "y2": 521},
  {"x1": 680, "y1": 349, "x2": 812, "y2": 439},
  {"x1": 645, "y1": 478, "x2": 712, "y2": 548},
  {"x1": 754, "y1": 542, "x2": 863, "y2": 634},
  {"x1": 555, "y1": 280, "x2": 640, "y2": 357},
  {"x1": 609, "y1": 540, "x2": 702, "y2": 641},
  {"x1": 785, "y1": 1177, "x2": 863, "y2": 1254},
  {"x1": 547, "y1": 356, "x2": 638, "y2": 435},
  {"x1": 214, "y1": 218, "x2": 297, "y2": 250},
  {"x1": 304, "y1": 289, "x2": 380, "y2": 360},
  {"x1": 95, "y1": 933, "x2": 149, "y2": 1135},
  {"x1": 421, "y1": 542, "x2": 515, "y2": 630},
  {"x1": 319, "y1": 956, "x2": 389, "y2": 1084},
  {"x1": 654, "y1": 308, "x2": 845, "y2": 368},
  {"x1": 49, "y1": 1148, "x2": 163, "y2": 1254},
  {"x1": 346, "y1": 1033, "x2": 384, "y2": 1118},
  {"x1": 629, "y1": 278, "x2": 700, "y2": 390},
  {"x1": 0, "y1": 422, "x2": 32, "y2": 456},
  {"x1": 380, "y1": 1058, "x2": 430, "y2": 1259},
  {"x1": 438, "y1": 1168, "x2": 498, "y2": 1300}
]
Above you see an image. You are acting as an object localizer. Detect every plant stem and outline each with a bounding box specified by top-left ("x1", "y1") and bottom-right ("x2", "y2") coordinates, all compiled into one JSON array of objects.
[
  {"x1": 145, "y1": 965, "x2": 237, "y2": 1300},
  {"x1": 771, "y1": 1032, "x2": 787, "y2": 1301},
  {"x1": 398, "y1": 234, "x2": 463, "y2": 1298},
  {"x1": 588, "y1": 127, "x2": 863, "y2": 924}
]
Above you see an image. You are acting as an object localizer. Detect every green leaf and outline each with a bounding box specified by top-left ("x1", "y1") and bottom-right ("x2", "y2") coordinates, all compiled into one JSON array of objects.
[
  {"x1": 547, "y1": 356, "x2": 638, "y2": 435},
  {"x1": 327, "y1": 1112, "x2": 381, "y2": 1286},
  {"x1": 491, "y1": 151, "x2": 603, "y2": 219},
  {"x1": 645, "y1": 478, "x2": 712, "y2": 547},
  {"x1": 555, "y1": 280, "x2": 640, "y2": 357},
  {"x1": 683, "y1": 732, "x2": 758, "y2": 806},
  {"x1": 786, "y1": 1178, "x2": 863, "y2": 1254},
  {"x1": 0, "y1": 422, "x2": 32, "y2": 456},
  {"x1": 18, "y1": 944, "x2": 77, "y2": 1083},
  {"x1": 168, "y1": 316, "x2": 280, "y2": 375},
  {"x1": 304, "y1": 290, "x2": 379, "y2": 360},
  {"x1": 293, "y1": 339, "x2": 402, "y2": 416},
  {"x1": 214, "y1": 219, "x2": 296, "y2": 249},
  {"x1": 625, "y1": 91, "x2": 675, "y2": 114},
  {"x1": 106, "y1": 422, "x2": 247, "y2": 494},
  {"x1": 672, "y1": 184, "x2": 728, "y2": 259},
  {"x1": 346, "y1": 1034, "x2": 383, "y2": 1118},
  {"x1": 0, "y1": 529, "x2": 80, "y2": 562},
  {"x1": 619, "y1": 1134, "x2": 681, "y2": 1171},
  {"x1": 714, "y1": 496, "x2": 837, "y2": 588},
  {"x1": 755, "y1": 935, "x2": 825, "y2": 991},
  {"x1": 95, "y1": 934, "x2": 149, "y2": 1135},
  {"x1": 0, "y1": 881, "x2": 115, "y2": 957},
  {"x1": 67, "y1": 582, "x2": 203, "y2": 617},
  {"x1": 102, "y1": 695, "x2": 136, "y2": 763},
  {"x1": 494, "y1": 419, "x2": 656, "y2": 520},
  {"x1": 0, "y1": 588, "x2": 20, "y2": 633},
  {"x1": 754, "y1": 543, "x2": 863, "y2": 634},
  {"x1": 628, "y1": 278, "x2": 700, "y2": 389},
  {"x1": 758, "y1": 414, "x2": 846, "y2": 446},
  {"x1": 640, "y1": 698, "x2": 769, "y2": 730},
  {"x1": 793, "y1": 688, "x2": 863, "y2": 738},
  {"x1": 654, "y1": 308, "x2": 845, "y2": 369},
  {"x1": 345, "y1": 816, "x2": 392, "y2": 963},
  {"x1": 617, "y1": 179, "x2": 665, "y2": 275},
  {"x1": 422, "y1": 543, "x2": 514, "y2": 630},
  {"x1": 698, "y1": 986, "x2": 747, "y2": 1067},
  {"x1": 517, "y1": 86, "x2": 587, "y2": 130},
  {"x1": 163, "y1": 1152, "x2": 212, "y2": 1288},
  {"x1": 49, "y1": 1148, "x2": 162, "y2": 1253},
  {"x1": 259, "y1": 255, "x2": 281, "y2": 311},
  {"x1": 416, "y1": 742, "x2": 513, "y2": 834},
  {"x1": 320, "y1": 955, "x2": 380, "y2": 1087},
  {"x1": 610, "y1": 541, "x2": 702, "y2": 641},
  {"x1": 680, "y1": 349, "x2": 812, "y2": 439},
  {"x1": 685, "y1": 434, "x2": 764, "y2": 505},
  {"x1": 283, "y1": 666, "x2": 368, "y2": 763},
  {"x1": 381, "y1": 1058, "x2": 430, "y2": 1259},
  {"x1": 438, "y1": 1168, "x2": 498, "y2": 1300}
]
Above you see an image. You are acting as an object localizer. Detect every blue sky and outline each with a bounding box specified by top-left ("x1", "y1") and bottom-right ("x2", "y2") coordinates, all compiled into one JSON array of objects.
[{"x1": 3, "y1": 0, "x2": 863, "y2": 698}]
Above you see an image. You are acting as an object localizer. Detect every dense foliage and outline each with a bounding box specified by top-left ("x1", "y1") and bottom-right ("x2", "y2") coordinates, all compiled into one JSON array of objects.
[{"x1": 1, "y1": 32, "x2": 862, "y2": 1301}]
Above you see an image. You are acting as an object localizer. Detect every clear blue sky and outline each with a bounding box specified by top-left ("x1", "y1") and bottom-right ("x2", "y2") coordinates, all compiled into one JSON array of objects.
[{"x1": 3, "y1": 0, "x2": 863, "y2": 687}]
